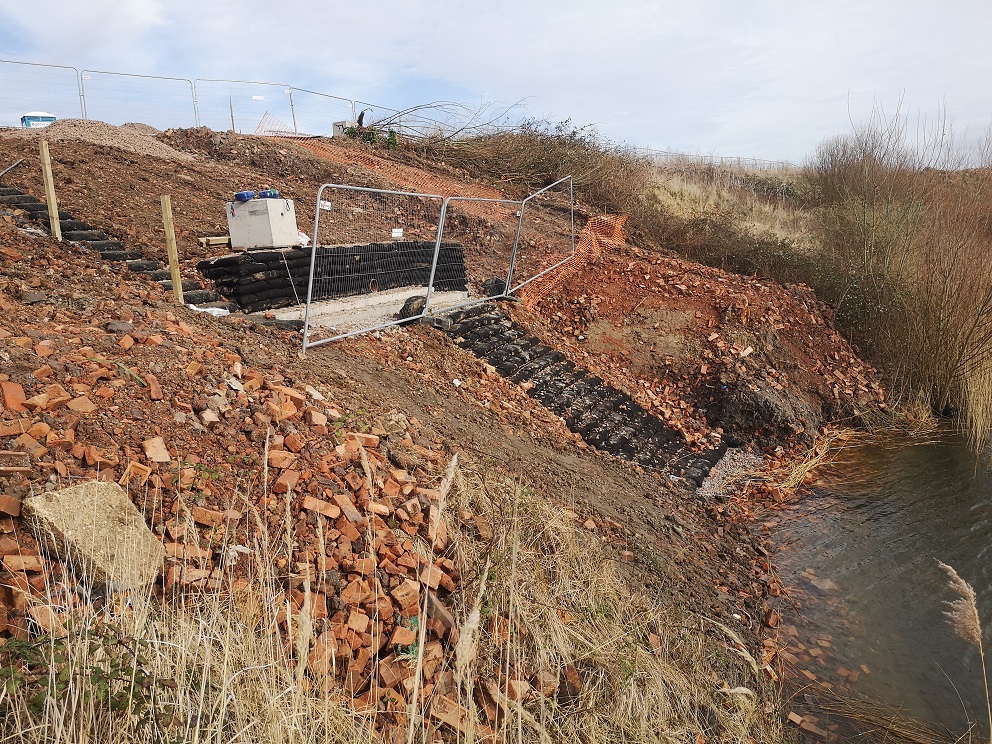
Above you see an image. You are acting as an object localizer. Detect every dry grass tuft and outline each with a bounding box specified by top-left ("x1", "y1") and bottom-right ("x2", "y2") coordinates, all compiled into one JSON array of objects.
[
  {"x1": 810, "y1": 691, "x2": 964, "y2": 744},
  {"x1": 0, "y1": 493, "x2": 371, "y2": 744},
  {"x1": 939, "y1": 562, "x2": 982, "y2": 648},
  {"x1": 443, "y1": 466, "x2": 782, "y2": 743},
  {"x1": 418, "y1": 119, "x2": 668, "y2": 242},
  {"x1": 651, "y1": 162, "x2": 813, "y2": 251},
  {"x1": 806, "y1": 110, "x2": 992, "y2": 448}
]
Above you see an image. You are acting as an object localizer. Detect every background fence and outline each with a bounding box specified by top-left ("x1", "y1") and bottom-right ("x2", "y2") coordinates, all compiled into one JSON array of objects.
[
  {"x1": 194, "y1": 79, "x2": 297, "y2": 134},
  {"x1": 302, "y1": 179, "x2": 575, "y2": 349},
  {"x1": 81, "y1": 70, "x2": 198, "y2": 130},
  {"x1": 634, "y1": 147, "x2": 797, "y2": 171},
  {"x1": 0, "y1": 60, "x2": 83, "y2": 125},
  {"x1": 0, "y1": 59, "x2": 361, "y2": 136},
  {"x1": 0, "y1": 58, "x2": 458, "y2": 139},
  {"x1": 1, "y1": 58, "x2": 792, "y2": 168}
]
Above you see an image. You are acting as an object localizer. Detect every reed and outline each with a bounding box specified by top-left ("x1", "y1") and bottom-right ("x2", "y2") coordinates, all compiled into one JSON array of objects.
[{"x1": 939, "y1": 561, "x2": 992, "y2": 743}]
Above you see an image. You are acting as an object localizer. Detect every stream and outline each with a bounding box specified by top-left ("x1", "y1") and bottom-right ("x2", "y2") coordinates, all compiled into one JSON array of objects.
[{"x1": 772, "y1": 436, "x2": 992, "y2": 735}]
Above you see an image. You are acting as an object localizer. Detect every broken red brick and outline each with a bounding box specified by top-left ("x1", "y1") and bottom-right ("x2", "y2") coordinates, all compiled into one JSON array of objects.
[
  {"x1": 2, "y1": 554, "x2": 43, "y2": 573},
  {"x1": 66, "y1": 396, "x2": 97, "y2": 414},
  {"x1": 144, "y1": 374, "x2": 163, "y2": 401},
  {"x1": 0, "y1": 494, "x2": 22, "y2": 517},
  {"x1": 331, "y1": 492, "x2": 366, "y2": 526},
  {"x1": 266, "y1": 449, "x2": 296, "y2": 469},
  {"x1": 14, "y1": 433, "x2": 47, "y2": 460},
  {"x1": 302, "y1": 495, "x2": 341, "y2": 519},
  {"x1": 306, "y1": 409, "x2": 327, "y2": 427},
  {"x1": 164, "y1": 542, "x2": 212, "y2": 560},
  {"x1": 0, "y1": 382, "x2": 27, "y2": 413},
  {"x1": 390, "y1": 578, "x2": 420, "y2": 608},
  {"x1": 142, "y1": 437, "x2": 171, "y2": 463},
  {"x1": 284, "y1": 433, "x2": 304, "y2": 453},
  {"x1": 273, "y1": 469, "x2": 301, "y2": 494},
  {"x1": 191, "y1": 506, "x2": 228, "y2": 527},
  {"x1": 347, "y1": 432, "x2": 380, "y2": 449}
]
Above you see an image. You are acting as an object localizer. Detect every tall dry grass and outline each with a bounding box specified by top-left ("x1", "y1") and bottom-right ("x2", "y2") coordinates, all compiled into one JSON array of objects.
[
  {"x1": 0, "y1": 459, "x2": 781, "y2": 744},
  {"x1": 636, "y1": 112, "x2": 992, "y2": 449},
  {"x1": 0, "y1": 479, "x2": 370, "y2": 744},
  {"x1": 651, "y1": 162, "x2": 813, "y2": 251},
  {"x1": 445, "y1": 467, "x2": 781, "y2": 744},
  {"x1": 939, "y1": 561, "x2": 992, "y2": 743}
]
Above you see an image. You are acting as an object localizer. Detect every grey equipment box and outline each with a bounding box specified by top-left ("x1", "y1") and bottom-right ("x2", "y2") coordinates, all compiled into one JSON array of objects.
[
  {"x1": 226, "y1": 198, "x2": 299, "y2": 250},
  {"x1": 333, "y1": 120, "x2": 358, "y2": 137}
]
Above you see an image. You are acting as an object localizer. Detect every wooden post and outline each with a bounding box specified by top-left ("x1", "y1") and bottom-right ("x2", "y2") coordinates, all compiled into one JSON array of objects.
[
  {"x1": 161, "y1": 195, "x2": 184, "y2": 305},
  {"x1": 39, "y1": 141, "x2": 61, "y2": 242}
]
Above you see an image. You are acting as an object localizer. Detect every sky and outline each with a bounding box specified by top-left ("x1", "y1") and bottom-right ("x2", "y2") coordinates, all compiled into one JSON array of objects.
[{"x1": 1, "y1": 0, "x2": 990, "y2": 162}]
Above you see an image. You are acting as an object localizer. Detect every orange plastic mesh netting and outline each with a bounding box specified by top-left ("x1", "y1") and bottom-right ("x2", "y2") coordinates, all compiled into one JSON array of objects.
[{"x1": 521, "y1": 214, "x2": 627, "y2": 308}]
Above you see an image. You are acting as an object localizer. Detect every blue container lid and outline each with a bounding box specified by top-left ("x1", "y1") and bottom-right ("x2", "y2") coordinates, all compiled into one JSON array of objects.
[{"x1": 234, "y1": 190, "x2": 255, "y2": 202}]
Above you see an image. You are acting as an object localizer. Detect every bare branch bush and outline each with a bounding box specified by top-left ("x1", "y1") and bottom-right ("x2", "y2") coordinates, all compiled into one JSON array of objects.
[{"x1": 807, "y1": 108, "x2": 992, "y2": 447}]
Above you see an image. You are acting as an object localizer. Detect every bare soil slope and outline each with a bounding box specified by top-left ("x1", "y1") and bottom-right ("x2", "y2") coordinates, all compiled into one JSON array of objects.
[{"x1": 0, "y1": 124, "x2": 889, "y2": 739}]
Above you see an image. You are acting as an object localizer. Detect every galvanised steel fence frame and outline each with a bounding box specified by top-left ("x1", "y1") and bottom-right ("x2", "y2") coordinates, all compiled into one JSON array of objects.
[
  {"x1": 302, "y1": 177, "x2": 575, "y2": 350},
  {"x1": 80, "y1": 69, "x2": 198, "y2": 129},
  {"x1": 507, "y1": 176, "x2": 575, "y2": 294},
  {"x1": 1, "y1": 59, "x2": 358, "y2": 135},
  {"x1": 193, "y1": 78, "x2": 296, "y2": 134},
  {"x1": 0, "y1": 59, "x2": 85, "y2": 123},
  {"x1": 303, "y1": 184, "x2": 449, "y2": 348}
]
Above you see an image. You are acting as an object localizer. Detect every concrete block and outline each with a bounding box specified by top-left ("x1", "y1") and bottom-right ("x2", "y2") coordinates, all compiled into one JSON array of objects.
[{"x1": 24, "y1": 480, "x2": 164, "y2": 588}]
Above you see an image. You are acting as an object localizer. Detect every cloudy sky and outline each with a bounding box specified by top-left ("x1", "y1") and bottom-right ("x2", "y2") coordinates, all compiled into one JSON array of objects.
[{"x1": 1, "y1": 0, "x2": 989, "y2": 161}]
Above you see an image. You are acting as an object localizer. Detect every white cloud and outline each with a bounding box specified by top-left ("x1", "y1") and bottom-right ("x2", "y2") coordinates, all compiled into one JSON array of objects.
[{"x1": 2, "y1": 0, "x2": 991, "y2": 159}]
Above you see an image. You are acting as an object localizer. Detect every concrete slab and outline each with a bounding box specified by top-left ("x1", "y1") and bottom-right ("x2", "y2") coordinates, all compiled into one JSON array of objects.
[
  {"x1": 24, "y1": 481, "x2": 165, "y2": 588},
  {"x1": 275, "y1": 286, "x2": 470, "y2": 335}
]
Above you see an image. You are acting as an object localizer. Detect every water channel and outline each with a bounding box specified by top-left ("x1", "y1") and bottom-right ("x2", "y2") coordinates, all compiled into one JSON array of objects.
[{"x1": 771, "y1": 435, "x2": 992, "y2": 735}]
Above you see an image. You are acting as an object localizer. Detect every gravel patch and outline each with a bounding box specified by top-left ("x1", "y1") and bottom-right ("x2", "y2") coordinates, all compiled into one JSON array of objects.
[
  {"x1": 121, "y1": 122, "x2": 161, "y2": 136},
  {"x1": 0, "y1": 119, "x2": 194, "y2": 162}
]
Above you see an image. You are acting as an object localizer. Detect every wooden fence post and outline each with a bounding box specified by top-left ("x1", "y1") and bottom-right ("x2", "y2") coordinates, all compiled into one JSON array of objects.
[
  {"x1": 161, "y1": 195, "x2": 184, "y2": 305},
  {"x1": 39, "y1": 141, "x2": 61, "y2": 242}
]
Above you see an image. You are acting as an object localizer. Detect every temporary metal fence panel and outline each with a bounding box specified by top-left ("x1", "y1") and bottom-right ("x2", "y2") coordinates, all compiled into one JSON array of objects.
[
  {"x1": 290, "y1": 88, "x2": 354, "y2": 136},
  {"x1": 508, "y1": 176, "x2": 575, "y2": 293},
  {"x1": 302, "y1": 178, "x2": 576, "y2": 350},
  {"x1": 80, "y1": 70, "x2": 197, "y2": 130},
  {"x1": 435, "y1": 196, "x2": 524, "y2": 311},
  {"x1": 0, "y1": 60, "x2": 83, "y2": 127},
  {"x1": 302, "y1": 185, "x2": 448, "y2": 349},
  {"x1": 194, "y1": 79, "x2": 296, "y2": 135}
]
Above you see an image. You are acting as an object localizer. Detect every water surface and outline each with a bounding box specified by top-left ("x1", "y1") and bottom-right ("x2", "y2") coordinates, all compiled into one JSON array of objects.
[{"x1": 772, "y1": 438, "x2": 992, "y2": 732}]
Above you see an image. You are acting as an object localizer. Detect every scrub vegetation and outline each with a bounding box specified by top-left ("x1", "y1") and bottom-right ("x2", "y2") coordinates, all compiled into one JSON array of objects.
[{"x1": 428, "y1": 114, "x2": 992, "y2": 448}]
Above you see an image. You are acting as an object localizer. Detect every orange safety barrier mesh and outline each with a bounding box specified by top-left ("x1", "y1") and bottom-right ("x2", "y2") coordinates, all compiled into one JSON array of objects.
[
  {"x1": 521, "y1": 214, "x2": 628, "y2": 309},
  {"x1": 282, "y1": 138, "x2": 514, "y2": 221}
]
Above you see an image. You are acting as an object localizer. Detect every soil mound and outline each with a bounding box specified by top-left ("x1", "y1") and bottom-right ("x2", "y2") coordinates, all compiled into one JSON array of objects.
[{"x1": 1, "y1": 119, "x2": 193, "y2": 162}]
